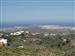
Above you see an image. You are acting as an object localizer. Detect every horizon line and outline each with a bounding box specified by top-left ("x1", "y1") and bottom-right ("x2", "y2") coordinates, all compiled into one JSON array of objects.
[{"x1": 0, "y1": 1, "x2": 75, "y2": 3}]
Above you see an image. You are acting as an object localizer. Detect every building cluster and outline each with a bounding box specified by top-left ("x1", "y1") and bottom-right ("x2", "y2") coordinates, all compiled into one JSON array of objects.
[
  {"x1": 43, "y1": 33, "x2": 57, "y2": 37},
  {"x1": 10, "y1": 31, "x2": 24, "y2": 35},
  {"x1": 0, "y1": 30, "x2": 71, "y2": 48}
]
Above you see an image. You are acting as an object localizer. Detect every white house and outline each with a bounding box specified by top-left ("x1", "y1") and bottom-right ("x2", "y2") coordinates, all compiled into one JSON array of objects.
[
  {"x1": 19, "y1": 31, "x2": 24, "y2": 33},
  {"x1": 10, "y1": 32, "x2": 21, "y2": 35},
  {"x1": 25, "y1": 31, "x2": 29, "y2": 34},
  {"x1": 23, "y1": 40, "x2": 26, "y2": 42},
  {"x1": 63, "y1": 39, "x2": 67, "y2": 42},
  {"x1": 10, "y1": 31, "x2": 24, "y2": 35},
  {"x1": 18, "y1": 45, "x2": 24, "y2": 48},
  {"x1": 50, "y1": 33, "x2": 56, "y2": 36},
  {"x1": 0, "y1": 33, "x2": 3, "y2": 37},
  {"x1": 0, "y1": 38, "x2": 8, "y2": 47},
  {"x1": 44, "y1": 33, "x2": 49, "y2": 37},
  {"x1": 62, "y1": 33, "x2": 67, "y2": 36},
  {"x1": 31, "y1": 32, "x2": 40, "y2": 36}
]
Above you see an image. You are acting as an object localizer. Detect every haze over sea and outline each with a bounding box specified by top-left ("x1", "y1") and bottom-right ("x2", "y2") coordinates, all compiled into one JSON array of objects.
[
  {"x1": 0, "y1": 0, "x2": 75, "y2": 28},
  {"x1": 0, "y1": 21, "x2": 74, "y2": 28}
]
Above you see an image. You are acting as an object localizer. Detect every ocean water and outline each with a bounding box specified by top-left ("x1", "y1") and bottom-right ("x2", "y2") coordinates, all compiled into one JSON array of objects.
[
  {"x1": 0, "y1": 22, "x2": 31, "y2": 28},
  {"x1": 0, "y1": 22, "x2": 75, "y2": 28}
]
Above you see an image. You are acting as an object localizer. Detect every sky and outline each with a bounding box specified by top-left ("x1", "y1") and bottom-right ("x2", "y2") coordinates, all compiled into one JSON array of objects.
[{"x1": 0, "y1": 0, "x2": 75, "y2": 26}]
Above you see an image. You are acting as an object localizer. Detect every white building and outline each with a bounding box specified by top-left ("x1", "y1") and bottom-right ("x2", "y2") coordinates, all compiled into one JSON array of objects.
[
  {"x1": 62, "y1": 33, "x2": 67, "y2": 36},
  {"x1": 10, "y1": 31, "x2": 24, "y2": 35},
  {"x1": 50, "y1": 33, "x2": 56, "y2": 36},
  {"x1": 0, "y1": 38, "x2": 8, "y2": 47},
  {"x1": 0, "y1": 33, "x2": 3, "y2": 37},
  {"x1": 63, "y1": 39, "x2": 67, "y2": 42},
  {"x1": 31, "y1": 32, "x2": 40, "y2": 35},
  {"x1": 25, "y1": 31, "x2": 29, "y2": 34},
  {"x1": 44, "y1": 33, "x2": 49, "y2": 37},
  {"x1": 18, "y1": 45, "x2": 24, "y2": 48}
]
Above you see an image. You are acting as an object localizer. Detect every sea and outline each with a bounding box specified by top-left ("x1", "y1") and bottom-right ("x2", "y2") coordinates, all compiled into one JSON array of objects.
[{"x1": 0, "y1": 22, "x2": 75, "y2": 28}]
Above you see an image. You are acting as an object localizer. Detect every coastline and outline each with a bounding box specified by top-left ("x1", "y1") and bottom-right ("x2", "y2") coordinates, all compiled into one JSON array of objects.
[{"x1": 0, "y1": 25, "x2": 75, "y2": 31}]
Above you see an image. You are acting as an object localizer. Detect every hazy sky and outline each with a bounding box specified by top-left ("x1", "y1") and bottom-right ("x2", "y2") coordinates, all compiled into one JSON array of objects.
[{"x1": 0, "y1": 0, "x2": 74, "y2": 26}]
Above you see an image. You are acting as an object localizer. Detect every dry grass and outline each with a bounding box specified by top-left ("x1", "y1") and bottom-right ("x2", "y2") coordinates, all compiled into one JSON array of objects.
[{"x1": 0, "y1": 46, "x2": 64, "y2": 56}]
